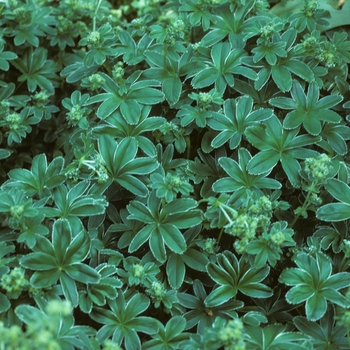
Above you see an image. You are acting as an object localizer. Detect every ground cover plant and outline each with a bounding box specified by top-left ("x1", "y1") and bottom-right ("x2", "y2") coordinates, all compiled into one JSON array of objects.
[{"x1": 1, "y1": 0, "x2": 350, "y2": 348}]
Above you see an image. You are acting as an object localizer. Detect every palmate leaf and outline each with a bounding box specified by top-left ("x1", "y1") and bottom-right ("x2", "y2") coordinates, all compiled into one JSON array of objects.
[
  {"x1": 0, "y1": 42, "x2": 17, "y2": 71},
  {"x1": 192, "y1": 42, "x2": 257, "y2": 94},
  {"x1": 201, "y1": 0, "x2": 256, "y2": 47},
  {"x1": 178, "y1": 279, "x2": 243, "y2": 334},
  {"x1": 207, "y1": 96, "x2": 273, "y2": 149},
  {"x1": 20, "y1": 219, "x2": 100, "y2": 306},
  {"x1": 144, "y1": 48, "x2": 204, "y2": 105},
  {"x1": 317, "y1": 178, "x2": 350, "y2": 221},
  {"x1": 127, "y1": 190, "x2": 201, "y2": 262},
  {"x1": 213, "y1": 147, "x2": 281, "y2": 197},
  {"x1": 319, "y1": 123, "x2": 350, "y2": 156},
  {"x1": 293, "y1": 305, "x2": 349, "y2": 349},
  {"x1": 6, "y1": 153, "x2": 65, "y2": 197},
  {"x1": 42, "y1": 181, "x2": 108, "y2": 231},
  {"x1": 245, "y1": 115, "x2": 320, "y2": 187},
  {"x1": 280, "y1": 252, "x2": 350, "y2": 321},
  {"x1": 142, "y1": 316, "x2": 190, "y2": 349},
  {"x1": 11, "y1": 47, "x2": 60, "y2": 92},
  {"x1": 246, "y1": 222, "x2": 295, "y2": 268},
  {"x1": 87, "y1": 73, "x2": 164, "y2": 121},
  {"x1": 247, "y1": 27, "x2": 313, "y2": 92},
  {"x1": 245, "y1": 324, "x2": 307, "y2": 350},
  {"x1": 91, "y1": 291, "x2": 158, "y2": 350},
  {"x1": 205, "y1": 251, "x2": 272, "y2": 307},
  {"x1": 98, "y1": 135, "x2": 158, "y2": 197},
  {"x1": 269, "y1": 80, "x2": 343, "y2": 136}
]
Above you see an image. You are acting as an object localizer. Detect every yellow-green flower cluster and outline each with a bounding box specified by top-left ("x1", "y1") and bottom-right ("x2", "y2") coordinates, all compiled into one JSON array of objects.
[
  {"x1": 0, "y1": 101, "x2": 10, "y2": 119},
  {"x1": 304, "y1": 154, "x2": 331, "y2": 184},
  {"x1": 0, "y1": 267, "x2": 28, "y2": 294},
  {"x1": 203, "y1": 238, "x2": 218, "y2": 255},
  {"x1": 150, "y1": 281, "x2": 166, "y2": 299},
  {"x1": 146, "y1": 280, "x2": 171, "y2": 308},
  {"x1": 316, "y1": 48, "x2": 337, "y2": 68},
  {"x1": 303, "y1": 0, "x2": 318, "y2": 18},
  {"x1": 5, "y1": 112, "x2": 21, "y2": 131},
  {"x1": 86, "y1": 31, "x2": 102, "y2": 48},
  {"x1": 341, "y1": 240, "x2": 350, "y2": 258},
  {"x1": 33, "y1": 91, "x2": 49, "y2": 107},
  {"x1": 103, "y1": 340, "x2": 123, "y2": 350},
  {"x1": 269, "y1": 231, "x2": 285, "y2": 246},
  {"x1": 302, "y1": 35, "x2": 318, "y2": 53},
  {"x1": 57, "y1": 15, "x2": 73, "y2": 35},
  {"x1": 229, "y1": 214, "x2": 257, "y2": 239},
  {"x1": 132, "y1": 263, "x2": 145, "y2": 278},
  {"x1": 198, "y1": 92, "x2": 213, "y2": 110},
  {"x1": 10, "y1": 204, "x2": 24, "y2": 218},
  {"x1": 339, "y1": 310, "x2": 350, "y2": 328},
  {"x1": 87, "y1": 73, "x2": 106, "y2": 91},
  {"x1": 218, "y1": 319, "x2": 246, "y2": 350},
  {"x1": 46, "y1": 299, "x2": 72, "y2": 317},
  {"x1": 0, "y1": 299, "x2": 66, "y2": 350},
  {"x1": 112, "y1": 62, "x2": 125, "y2": 83},
  {"x1": 65, "y1": 165, "x2": 80, "y2": 182},
  {"x1": 165, "y1": 19, "x2": 185, "y2": 44},
  {"x1": 66, "y1": 105, "x2": 87, "y2": 125},
  {"x1": 12, "y1": 6, "x2": 31, "y2": 24},
  {"x1": 225, "y1": 196, "x2": 273, "y2": 253},
  {"x1": 260, "y1": 24, "x2": 275, "y2": 39}
]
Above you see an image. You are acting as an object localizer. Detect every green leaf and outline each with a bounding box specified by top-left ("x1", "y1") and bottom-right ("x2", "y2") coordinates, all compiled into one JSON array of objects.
[
  {"x1": 246, "y1": 150, "x2": 281, "y2": 175},
  {"x1": 306, "y1": 293, "x2": 327, "y2": 321},
  {"x1": 60, "y1": 272, "x2": 79, "y2": 307},
  {"x1": 205, "y1": 285, "x2": 237, "y2": 307},
  {"x1": 163, "y1": 77, "x2": 182, "y2": 104},
  {"x1": 280, "y1": 252, "x2": 350, "y2": 321},
  {"x1": 65, "y1": 263, "x2": 100, "y2": 284},
  {"x1": 128, "y1": 87, "x2": 164, "y2": 104},
  {"x1": 325, "y1": 178, "x2": 350, "y2": 205},
  {"x1": 15, "y1": 304, "x2": 45, "y2": 325},
  {"x1": 150, "y1": 229, "x2": 166, "y2": 262},
  {"x1": 285, "y1": 285, "x2": 314, "y2": 304},
  {"x1": 271, "y1": 65, "x2": 292, "y2": 92},
  {"x1": 120, "y1": 99, "x2": 140, "y2": 125},
  {"x1": 167, "y1": 254, "x2": 186, "y2": 289},
  {"x1": 30, "y1": 269, "x2": 60, "y2": 288},
  {"x1": 52, "y1": 219, "x2": 71, "y2": 265},
  {"x1": 182, "y1": 248, "x2": 208, "y2": 272},
  {"x1": 20, "y1": 252, "x2": 57, "y2": 270},
  {"x1": 160, "y1": 223, "x2": 187, "y2": 254},
  {"x1": 0, "y1": 293, "x2": 10, "y2": 313},
  {"x1": 316, "y1": 203, "x2": 350, "y2": 221}
]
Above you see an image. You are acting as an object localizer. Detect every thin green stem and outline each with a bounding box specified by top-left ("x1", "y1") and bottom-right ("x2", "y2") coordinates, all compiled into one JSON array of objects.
[
  {"x1": 219, "y1": 205, "x2": 233, "y2": 225},
  {"x1": 289, "y1": 190, "x2": 313, "y2": 229},
  {"x1": 185, "y1": 136, "x2": 191, "y2": 159},
  {"x1": 163, "y1": 45, "x2": 168, "y2": 68},
  {"x1": 93, "y1": 0, "x2": 103, "y2": 32},
  {"x1": 339, "y1": 254, "x2": 350, "y2": 272},
  {"x1": 217, "y1": 227, "x2": 224, "y2": 245},
  {"x1": 14, "y1": 81, "x2": 24, "y2": 94}
]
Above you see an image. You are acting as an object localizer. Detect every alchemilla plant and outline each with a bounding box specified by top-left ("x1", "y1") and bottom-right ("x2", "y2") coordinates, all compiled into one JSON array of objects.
[{"x1": 1, "y1": 0, "x2": 350, "y2": 348}]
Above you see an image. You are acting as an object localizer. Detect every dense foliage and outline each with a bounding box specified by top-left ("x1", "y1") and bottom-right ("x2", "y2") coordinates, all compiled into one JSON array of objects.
[{"x1": 1, "y1": 0, "x2": 350, "y2": 349}]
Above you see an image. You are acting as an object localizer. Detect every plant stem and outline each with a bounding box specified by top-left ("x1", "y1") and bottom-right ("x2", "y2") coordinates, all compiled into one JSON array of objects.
[
  {"x1": 185, "y1": 136, "x2": 191, "y2": 159},
  {"x1": 93, "y1": 0, "x2": 103, "y2": 32},
  {"x1": 289, "y1": 190, "x2": 312, "y2": 229},
  {"x1": 217, "y1": 227, "x2": 224, "y2": 245}
]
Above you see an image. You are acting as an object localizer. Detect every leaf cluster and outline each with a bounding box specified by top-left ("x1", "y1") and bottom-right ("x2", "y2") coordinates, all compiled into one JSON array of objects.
[{"x1": 1, "y1": 0, "x2": 350, "y2": 349}]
